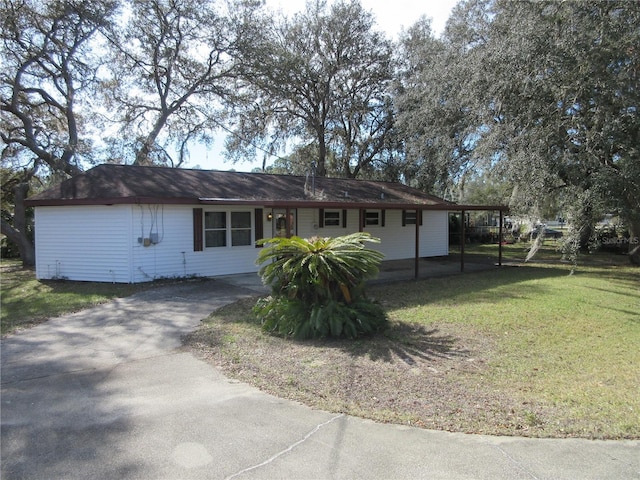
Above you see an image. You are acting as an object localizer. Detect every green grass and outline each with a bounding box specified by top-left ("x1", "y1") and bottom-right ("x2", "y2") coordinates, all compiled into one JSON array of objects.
[
  {"x1": 1, "y1": 259, "x2": 145, "y2": 335},
  {"x1": 375, "y1": 245, "x2": 640, "y2": 438},
  {"x1": 188, "y1": 242, "x2": 640, "y2": 438}
]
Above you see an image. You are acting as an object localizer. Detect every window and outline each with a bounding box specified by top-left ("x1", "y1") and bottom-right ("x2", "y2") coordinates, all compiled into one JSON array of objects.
[
  {"x1": 205, "y1": 212, "x2": 226, "y2": 247},
  {"x1": 231, "y1": 211, "x2": 252, "y2": 246},
  {"x1": 324, "y1": 210, "x2": 341, "y2": 227},
  {"x1": 202, "y1": 210, "x2": 253, "y2": 248},
  {"x1": 402, "y1": 210, "x2": 423, "y2": 226},
  {"x1": 365, "y1": 211, "x2": 380, "y2": 226},
  {"x1": 404, "y1": 210, "x2": 417, "y2": 225},
  {"x1": 320, "y1": 209, "x2": 346, "y2": 228}
]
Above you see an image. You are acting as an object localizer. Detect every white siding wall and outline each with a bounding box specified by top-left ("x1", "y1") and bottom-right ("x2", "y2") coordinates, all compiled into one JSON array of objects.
[
  {"x1": 34, "y1": 205, "x2": 132, "y2": 282},
  {"x1": 131, "y1": 205, "x2": 261, "y2": 283},
  {"x1": 134, "y1": 206, "x2": 448, "y2": 282},
  {"x1": 34, "y1": 204, "x2": 449, "y2": 283},
  {"x1": 296, "y1": 208, "x2": 449, "y2": 260},
  {"x1": 420, "y1": 210, "x2": 450, "y2": 257}
]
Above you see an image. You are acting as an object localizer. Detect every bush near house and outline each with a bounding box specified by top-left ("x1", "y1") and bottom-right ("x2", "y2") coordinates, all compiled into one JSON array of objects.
[
  {"x1": 254, "y1": 233, "x2": 388, "y2": 339},
  {"x1": 593, "y1": 225, "x2": 635, "y2": 254}
]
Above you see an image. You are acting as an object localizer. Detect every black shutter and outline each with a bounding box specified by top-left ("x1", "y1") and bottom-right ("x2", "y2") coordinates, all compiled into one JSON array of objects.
[
  {"x1": 342, "y1": 209, "x2": 347, "y2": 228},
  {"x1": 193, "y1": 208, "x2": 203, "y2": 251},
  {"x1": 254, "y1": 208, "x2": 263, "y2": 247},
  {"x1": 402, "y1": 210, "x2": 407, "y2": 227},
  {"x1": 319, "y1": 208, "x2": 324, "y2": 228},
  {"x1": 381, "y1": 209, "x2": 386, "y2": 227}
]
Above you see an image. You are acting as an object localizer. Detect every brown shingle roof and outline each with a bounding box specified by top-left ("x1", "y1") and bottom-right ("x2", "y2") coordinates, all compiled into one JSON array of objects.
[{"x1": 25, "y1": 164, "x2": 505, "y2": 211}]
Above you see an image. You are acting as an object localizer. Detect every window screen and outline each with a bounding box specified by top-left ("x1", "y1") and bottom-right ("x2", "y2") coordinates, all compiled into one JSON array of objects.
[
  {"x1": 205, "y1": 212, "x2": 226, "y2": 247},
  {"x1": 231, "y1": 211, "x2": 252, "y2": 246}
]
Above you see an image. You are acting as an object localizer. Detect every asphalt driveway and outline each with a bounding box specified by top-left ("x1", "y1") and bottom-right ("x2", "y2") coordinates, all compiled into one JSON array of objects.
[{"x1": 2, "y1": 279, "x2": 639, "y2": 479}]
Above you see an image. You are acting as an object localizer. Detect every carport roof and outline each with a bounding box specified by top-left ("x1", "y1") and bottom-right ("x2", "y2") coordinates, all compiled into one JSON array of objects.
[{"x1": 25, "y1": 164, "x2": 506, "y2": 211}]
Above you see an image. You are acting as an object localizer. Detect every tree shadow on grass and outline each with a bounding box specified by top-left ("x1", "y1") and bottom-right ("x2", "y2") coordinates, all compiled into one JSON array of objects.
[
  {"x1": 369, "y1": 265, "x2": 571, "y2": 311},
  {"x1": 207, "y1": 292, "x2": 480, "y2": 367},
  {"x1": 309, "y1": 321, "x2": 471, "y2": 366},
  {"x1": 204, "y1": 298, "x2": 473, "y2": 367}
]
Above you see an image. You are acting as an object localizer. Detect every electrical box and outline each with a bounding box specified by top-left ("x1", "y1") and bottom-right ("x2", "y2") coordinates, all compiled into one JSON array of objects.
[{"x1": 150, "y1": 233, "x2": 159, "y2": 244}]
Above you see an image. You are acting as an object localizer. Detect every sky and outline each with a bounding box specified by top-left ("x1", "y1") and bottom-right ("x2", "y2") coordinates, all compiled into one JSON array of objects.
[
  {"x1": 187, "y1": 0, "x2": 459, "y2": 172},
  {"x1": 267, "y1": 0, "x2": 458, "y2": 40}
]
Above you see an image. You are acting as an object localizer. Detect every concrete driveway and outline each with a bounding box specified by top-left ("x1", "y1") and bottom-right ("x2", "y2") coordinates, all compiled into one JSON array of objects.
[{"x1": 2, "y1": 279, "x2": 639, "y2": 480}]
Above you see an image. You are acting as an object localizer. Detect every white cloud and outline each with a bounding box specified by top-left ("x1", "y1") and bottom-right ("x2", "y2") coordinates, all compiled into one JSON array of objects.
[
  {"x1": 363, "y1": 0, "x2": 458, "y2": 37},
  {"x1": 265, "y1": 0, "x2": 458, "y2": 38}
]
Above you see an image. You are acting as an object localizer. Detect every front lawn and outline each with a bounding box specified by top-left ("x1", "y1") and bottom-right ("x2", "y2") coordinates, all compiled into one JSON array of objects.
[{"x1": 187, "y1": 244, "x2": 640, "y2": 439}]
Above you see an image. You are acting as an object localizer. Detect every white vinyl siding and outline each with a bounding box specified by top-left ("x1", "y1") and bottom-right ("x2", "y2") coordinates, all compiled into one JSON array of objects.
[
  {"x1": 131, "y1": 206, "x2": 259, "y2": 283},
  {"x1": 33, "y1": 205, "x2": 448, "y2": 283},
  {"x1": 296, "y1": 208, "x2": 448, "y2": 261},
  {"x1": 367, "y1": 210, "x2": 449, "y2": 260},
  {"x1": 34, "y1": 205, "x2": 132, "y2": 282},
  {"x1": 420, "y1": 211, "x2": 449, "y2": 257}
]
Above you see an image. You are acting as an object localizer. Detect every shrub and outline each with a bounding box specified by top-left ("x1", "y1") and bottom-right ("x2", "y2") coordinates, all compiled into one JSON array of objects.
[{"x1": 254, "y1": 233, "x2": 387, "y2": 339}]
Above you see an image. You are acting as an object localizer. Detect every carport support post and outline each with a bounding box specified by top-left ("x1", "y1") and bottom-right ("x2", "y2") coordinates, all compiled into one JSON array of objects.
[
  {"x1": 285, "y1": 206, "x2": 291, "y2": 238},
  {"x1": 498, "y1": 209, "x2": 504, "y2": 266},
  {"x1": 414, "y1": 209, "x2": 420, "y2": 279},
  {"x1": 460, "y1": 210, "x2": 465, "y2": 273}
]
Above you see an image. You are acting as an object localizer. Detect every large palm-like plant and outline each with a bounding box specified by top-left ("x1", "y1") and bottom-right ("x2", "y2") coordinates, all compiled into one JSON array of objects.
[{"x1": 254, "y1": 233, "x2": 387, "y2": 339}]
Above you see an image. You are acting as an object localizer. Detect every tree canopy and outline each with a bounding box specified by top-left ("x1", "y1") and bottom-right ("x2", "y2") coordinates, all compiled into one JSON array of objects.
[
  {"x1": 227, "y1": 0, "x2": 395, "y2": 178},
  {"x1": 100, "y1": 0, "x2": 264, "y2": 167},
  {"x1": 0, "y1": 0, "x2": 116, "y2": 174},
  {"x1": 396, "y1": 0, "x2": 640, "y2": 262},
  {"x1": 2, "y1": 0, "x2": 639, "y2": 265},
  {"x1": 1, "y1": 0, "x2": 117, "y2": 263}
]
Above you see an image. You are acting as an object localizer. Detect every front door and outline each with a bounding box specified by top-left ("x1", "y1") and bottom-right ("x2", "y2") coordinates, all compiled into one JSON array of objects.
[{"x1": 272, "y1": 209, "x2": 296, "y2": 238}]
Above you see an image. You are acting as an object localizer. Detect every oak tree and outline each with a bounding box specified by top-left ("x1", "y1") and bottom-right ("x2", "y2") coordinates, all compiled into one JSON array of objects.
[
  {"x1": 228, "y1": 0, "x2": 395, "y2": 178},
  {"x1": 1, "y1": 0, "x2": 115, "y2": 265},
  {"x1": 101, "y1": 0, "x2": 264, "y2": 166}
]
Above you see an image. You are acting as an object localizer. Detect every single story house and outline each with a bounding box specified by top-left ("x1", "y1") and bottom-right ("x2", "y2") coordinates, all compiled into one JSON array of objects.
[{"x1": 25, "y1": 164, "x2": 507, "y2": 283}]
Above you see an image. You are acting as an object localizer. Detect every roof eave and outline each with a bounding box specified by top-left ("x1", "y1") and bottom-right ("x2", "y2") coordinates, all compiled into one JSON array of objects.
[
  {"x1": 24, "y1": 196, "x2": 197, "y2": 207},
  {"x1": 452, "y1": 204, "x2": 510, "y2": 212},
  {"x1": 26, "y1": 196, "x2": 508, "y2": 212},
  {"x1": 231, "y1": 200, "x2": 507, "y2": 211}
]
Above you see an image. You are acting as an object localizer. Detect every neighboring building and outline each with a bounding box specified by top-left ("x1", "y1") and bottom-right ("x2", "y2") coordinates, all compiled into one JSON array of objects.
[{"x1": 25, "y1": 164, "x2": 505, "y2": 283}]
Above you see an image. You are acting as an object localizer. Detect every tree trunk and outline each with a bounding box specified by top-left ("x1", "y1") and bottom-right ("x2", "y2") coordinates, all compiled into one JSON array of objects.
[
  {"x1": 316, "y1": 128, "x2": 327, "y2": 177},
  {"x1": 578, "y1": 223, "x2": 593, "y2": 252},
  {"x1": 0, "y1": 183, "x2": 35, "y2": 266},
  {"x1": 627, "y1": 217, "x2": 640, "y2": 266}
]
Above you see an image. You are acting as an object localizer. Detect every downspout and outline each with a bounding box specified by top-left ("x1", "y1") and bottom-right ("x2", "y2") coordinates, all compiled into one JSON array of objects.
[
  {"x1": 127, "y1": 205, "x2": 135, "y2": 283},
  {"x1": 285, "y1": 206, "x2": 291, "y2": 238}
]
